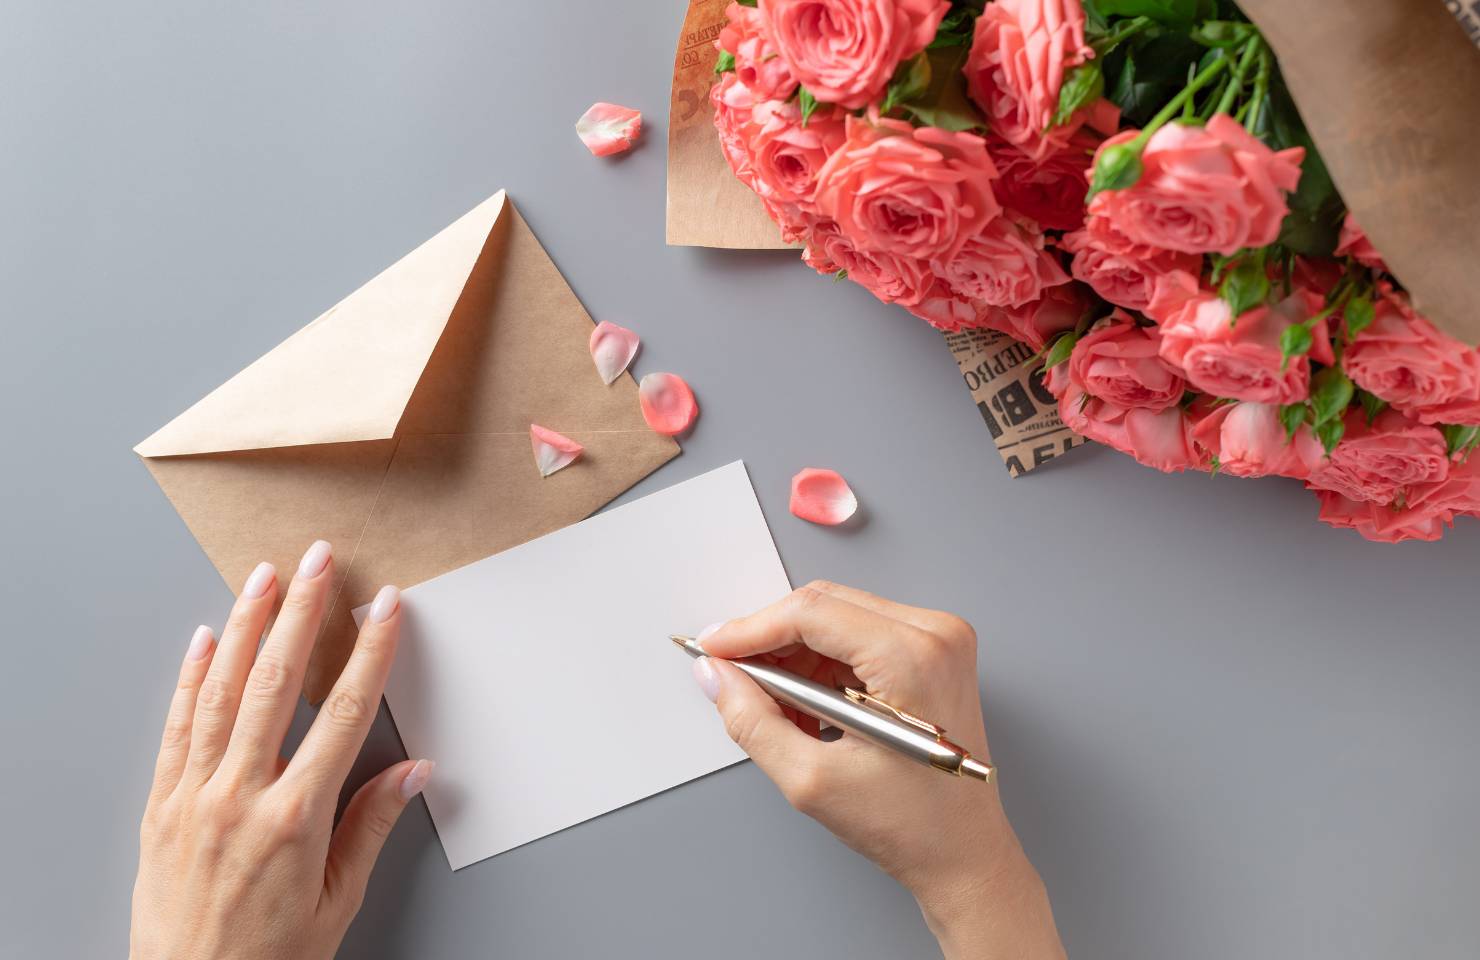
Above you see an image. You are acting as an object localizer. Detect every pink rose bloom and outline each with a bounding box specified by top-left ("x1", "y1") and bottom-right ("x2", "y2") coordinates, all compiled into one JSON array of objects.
[
  {"x1": 1408, "y1": 451, "x2": 1480, "y2": 516},
  {"x1": 1307, "y1": 408, "x2": 1450, "y2": 506},
  {"x1": 1060, "y1": 214, "x2": 1201, "y2": 312},
  {"x1": 802, "y1": 219, "x2": 934, "y2": 307},
  {"x1": 712, "y1": 73, "x2": 759, "y2": 189},
  {"x1": 906, "y1": 279, "x2": 994, "y2": 332},
  {"x1": 747, "y1": 98, "x2": 846, "y2": 214},
  {"x1": 981, "y1": 281, "x2": 1089, "y2": 350},
  {"x1": 1335, "y1": 212, "x2": 1387, "y2": 273},
  {"x1": 1062, "y1": 313, "x2": 1186, "y2": 411},
  {"x1": 987, "y1": 135, "x2": 1095, "y2": 231},
  {"x1": 758, "y1": 0, "x2": 949, "y2": 109},
  {"x1": 1191, "y1": 401, "x2": 1326, "y2": 479},
  {"x1": 965, "y1": 0, "x2": 1117, "y2": 160},
  {"x1": 1342, "y1": 291, "x2": 1480, "y2": 426},
  {"x1": 717, "y1": 3, "x2": 797, "y2": 102},
  {"x1": 1047, "y1": 358, "x2": 1202, "y2": 472},
  {"x1": 815, "y1": 115, "x2": 1001, "y2": 262},
  {"x1": 1147, "y1": 271, "x2": 1332, "y2": 405},
  {"x1": 1314, "y1": 489, "x2": 1453, "y2": 543},
  {"x1": 1088, "y1": 115, "x2": 1304, "y2": 256},
  {"x1": 933, "y1": 216, "x2": 1068, "y2": 309}
]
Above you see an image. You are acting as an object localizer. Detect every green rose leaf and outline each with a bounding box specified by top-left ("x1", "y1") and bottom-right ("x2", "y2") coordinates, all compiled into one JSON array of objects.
[
  {"x1": 903, "y1": 103, "x2": 982, "y2": 131},
  {"x1": 798, "y1": 87, "x2": 819, "y2": 126},
  {"x1": 1443, "y1": 424, "x2": 1480, "y2": 458},
  {"x1": 1310, "y1": 366, "x2": 1355, "y2": 427},
  {"x1": 1053, "y1": 61, "x2": 1105, "y2": 128},
  {"x1": 1090, "y1": 0, "x2": 1213, "y2": 27},
  {"x1": 1344, "y1": 294, "x2": 1376, "y2": 340},
  {"x1": 1357, "y1": 389, "x2": 1388, "y2": 425},
  {"x1": 1279, "y1": 323, "x2": 1313, "y2": 370},
  {"x1": 1278, "y1": 402, "x2": 1308, "y2": 442},
  {"x1": 714, "y1": 51, "x2": 736, "y2": 75},
  {"x1": 1220, "y1": 254, "x2": 1270, "y2": 319},
  {"x1": 1042, "y1": 331, "x2": 1080, "y2": 371},
  {"x1": 881, "y1": 53, "x2": 932, "y2": 114},
  {"x1": 1189, "y1": 20, "x2": 1257, "y2": 48},
  {"x1": 1315, "y1": 418, "x2": 1345, "y2": 456}
]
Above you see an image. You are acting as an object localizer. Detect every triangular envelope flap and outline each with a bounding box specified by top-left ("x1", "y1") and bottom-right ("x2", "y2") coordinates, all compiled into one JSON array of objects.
[{"x1": 135, "y1": 191, "x2": 510, "y2": 458}]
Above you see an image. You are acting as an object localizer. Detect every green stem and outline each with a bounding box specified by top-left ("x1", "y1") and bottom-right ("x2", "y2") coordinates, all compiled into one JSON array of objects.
[
  {"x1": 1131, "y1": 53, "x2": 1232, "y2": 148},
  {"x1": 1245, "y1": 47, "x2": 1272, "y2": 132},
  {"x1": 1215, "y1": 36, "x2": 1263, "y2": 116},
  {"x1": 1092, "y1": 15, "x2": 1154, "y2": 54}
]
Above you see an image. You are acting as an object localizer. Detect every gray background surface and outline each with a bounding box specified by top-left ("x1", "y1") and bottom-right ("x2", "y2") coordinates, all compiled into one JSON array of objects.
[{"x1": 3, "y1": 2, "x2": 1478, "y2": 957}]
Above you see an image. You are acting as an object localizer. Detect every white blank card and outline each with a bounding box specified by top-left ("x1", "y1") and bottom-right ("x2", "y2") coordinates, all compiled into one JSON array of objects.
[{"x1": 362, "y1": 461, "x2": 790, "y2": 869}]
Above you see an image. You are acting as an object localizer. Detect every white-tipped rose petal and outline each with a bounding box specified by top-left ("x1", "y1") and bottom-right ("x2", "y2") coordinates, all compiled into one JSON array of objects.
[
  {"x1": 575, "y1": 102, "x2": 642, "y2": 157},
  {"x1": 638, "y1": 372, "x2": 698, "y2": 436},
  {"x1": 529, "y1": 424, "x2": 584, "y2": 477},
  {"x1": 789, "y1": 468, "x2": 858, "y2": 526},
  {"x1": 589, "y1": 320, "x2": 640, "y2": 385}
]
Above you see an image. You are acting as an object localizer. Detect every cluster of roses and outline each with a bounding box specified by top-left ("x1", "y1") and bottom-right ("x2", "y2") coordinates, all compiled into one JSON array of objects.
[{"x1": 711, "y1": 0, "x2": 1480, "y2": 543}]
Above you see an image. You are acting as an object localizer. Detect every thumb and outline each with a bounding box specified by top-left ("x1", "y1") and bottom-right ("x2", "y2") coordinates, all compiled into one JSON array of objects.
[
  {"x1": 696, "y1": 657, "x2": 825, "y2": 807},
  {"x1": 324, "y1": 758, "x2": 433, "y2": 912}
]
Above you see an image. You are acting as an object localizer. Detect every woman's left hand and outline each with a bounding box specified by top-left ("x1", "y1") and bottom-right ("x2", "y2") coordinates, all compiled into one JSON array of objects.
[{"x1": 130, "y1": 540, "x2": 432, "y2": 960}]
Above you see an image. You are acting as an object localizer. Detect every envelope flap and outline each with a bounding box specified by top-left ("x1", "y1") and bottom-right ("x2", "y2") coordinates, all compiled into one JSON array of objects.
[{"x1": 135, "y1": 192, "x2": 510, "y2": 457}]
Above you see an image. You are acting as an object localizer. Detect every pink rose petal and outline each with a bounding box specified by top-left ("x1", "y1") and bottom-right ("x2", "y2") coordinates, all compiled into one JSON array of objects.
[
  {"x1": 589, "y1": 320, "x2": 640, "y2": 385},
  {"x1": 529, "y1": 424, "x2": 584, "y2": 477},
  {"x1": 638, "y1": 372, "x2": 698, "y2": 436},
  {"x1": 790, "y1": 468, "x2": 858, "y2": 526},
  {"x1": 576, "y1": 102, "x2": 642, "y2": 157}
]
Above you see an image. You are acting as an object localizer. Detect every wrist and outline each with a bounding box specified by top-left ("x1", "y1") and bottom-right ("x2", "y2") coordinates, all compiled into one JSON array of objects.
[{"x1": 913, "y1": 840, "x2": 1065, "y2": 960}]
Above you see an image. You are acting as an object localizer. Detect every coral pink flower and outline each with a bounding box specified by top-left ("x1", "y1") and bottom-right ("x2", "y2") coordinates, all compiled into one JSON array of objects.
[
  {"x1": 711, "y1": 73, "x2": 759, "y2": 189},
  {"x1": 1147, "y1": 272, "x2": 1332, "y2": 405},
  {"x1": 933, "y1": 216, "x2": 1069, "y2": 309},
  {"x1": 965, "y1": 0, "x2": 1116, "y2": 160},
  {"x1": 575, "y1": 103, "x2": 643, "y2": 157},
  {"x1": 747, "y1": 99, "x2": 846, "y2": 214},
  {"x1": 638, "y1": 373, "x2": 699, "y2": 436},
  {"x1": 1306, "y1": 409, "x2": 1450, "y2": 506},
  {"x1": 758, "y1": 0, "x2": 949, "y2": 109},
  {"x1": 1313, "y1": 489, "x2": 1454, "y2": 543},
  {"x1": 529, "y1": 424, "x2": 584, "y2": 477},
  {"x1": 981, "y1": 281, "x2": 1089, "y2": 350},
  {"x1": 1063, "y1": 313, "x2": 1185, "y2": 412},
  {"x1": 1047, "y1": 360, "x2": 1202, "y2": 472},
  {"x1": 717, "y1": 2, "x2": 797, "y2": 102},
  {"x1": 987, "y1": 134, "x2": 1096, "y2": 231},
  {"x1": 1191, "y1": 401, "x2": 1326, "y2": 479},
  {"x1": 1342, "y1": 290, "x2": 1480, "y2": 426},
  {"x1": 1335, "y1": 213, "x2": 1387, "y2": 273},
  {"x1": 906, "y1": 279, "x2": 993, "y2": 332},
  {"x1": 1088, "y1": 115, "x2": 1304, "y2": 255},
  {"x1": 1060, "y1": 214, "x2": 1201, "y2": 312},
  {"x1": 815, "y1": 115, "x2": 1001, "y2": 262},
  {"x1": 802, "y1": 219, "x2": 934, "y2": 307},
  {"x1": 790, "y1": 468, "x2": 859, "y2": 524}
]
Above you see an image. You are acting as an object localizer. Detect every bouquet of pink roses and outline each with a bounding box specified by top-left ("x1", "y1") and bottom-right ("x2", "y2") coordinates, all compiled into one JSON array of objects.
[{"x1": 707, "y1": 0, "x2": 1480, "y2": 542}]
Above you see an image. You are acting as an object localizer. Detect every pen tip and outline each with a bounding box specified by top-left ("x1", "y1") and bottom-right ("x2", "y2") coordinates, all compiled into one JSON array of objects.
[
  {"x1": 961, "y1": 757, "x2": 995, "y2": 783},
  {"x1": 669, "y1": 634, "x2": 691, "y2": 647}
]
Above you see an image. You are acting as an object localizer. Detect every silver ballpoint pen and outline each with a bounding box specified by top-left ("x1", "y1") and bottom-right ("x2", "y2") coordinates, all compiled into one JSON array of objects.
[{"x1": 670, "y1": 635, "x2": 995, "y2": 783}]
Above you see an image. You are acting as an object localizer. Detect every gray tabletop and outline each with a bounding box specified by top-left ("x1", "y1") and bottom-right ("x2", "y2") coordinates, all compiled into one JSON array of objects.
[{"x1": 5, "y1": 2, "x2": 1479, "y2": 958}]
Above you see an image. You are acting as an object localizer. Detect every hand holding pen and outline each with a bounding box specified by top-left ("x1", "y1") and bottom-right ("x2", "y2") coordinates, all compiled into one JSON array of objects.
[{"x1": 689, "y1": 581, "x2": 1066, "y2": 960}]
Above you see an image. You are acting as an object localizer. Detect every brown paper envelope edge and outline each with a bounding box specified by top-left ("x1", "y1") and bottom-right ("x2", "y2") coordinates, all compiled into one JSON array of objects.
[
  {"x1": 135, "y1": 193, "x2": 678, "y2": 701},
  {"x1": 666, "y1": 0, "x2": 795, "y2": 250},
  {"x1": 1239, "y1": 0, "x2": 1480, "y2": 344}
]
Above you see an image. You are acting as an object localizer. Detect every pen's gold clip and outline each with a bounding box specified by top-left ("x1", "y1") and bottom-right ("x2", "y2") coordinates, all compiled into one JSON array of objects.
[{"x1": 843, "y1": 688, "x2": 946, "y2": 740}]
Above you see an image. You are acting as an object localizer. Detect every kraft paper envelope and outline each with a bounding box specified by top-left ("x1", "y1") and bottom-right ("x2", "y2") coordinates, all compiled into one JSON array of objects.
[{"x1": 136, "y1": 191, "x2": 679, "y2": 701}]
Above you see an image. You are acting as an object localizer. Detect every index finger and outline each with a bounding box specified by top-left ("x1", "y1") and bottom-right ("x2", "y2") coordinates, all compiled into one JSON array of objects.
[{"x1": 282, "y1": 585, "x2": 401, "y2": 796}]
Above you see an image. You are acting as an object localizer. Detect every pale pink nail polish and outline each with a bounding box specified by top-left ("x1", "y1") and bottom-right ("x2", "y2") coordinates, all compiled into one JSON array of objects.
[
  {"x1": 399, "y1": 759, "x2": 434, "y2": 801},
  {"x1": 369, "y1": 584, "x2": 400, "y2": 623},
  {"x1": 186, "y1": 625, "x2": 214, "y2": 662},
  {"x1": 298, "y1": 540, "x2": 332, "y2": 579},
  {"x1": 693, "y1": 656, "x2": 721, "y2": 703},
  {"x1": 697, "y1": 621, "x2": 727, "y2": 644},
  {"x1": 241, "y1": 562, "x2": 276, "y2": 599}
]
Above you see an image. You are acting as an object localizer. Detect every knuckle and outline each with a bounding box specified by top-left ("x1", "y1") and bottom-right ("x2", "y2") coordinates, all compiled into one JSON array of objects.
[
  {"x1": 277, "y1": 589, "x2": 319, "y2": 621},
  {"x1": 194, "y1": 676, "x2": 235, "y2": 718},
  {"x1": 245, "y1": 655, "x2": 294, "y2": 704},
  {"x1": 224, "y1": 605, "x2": 260, "y2": 640},
  {"x1": 160, "y1": 712, "x2": 192, "y2": 750},
  {"x1": 933, "y1": 614, "x2": 978, "y2": 652},
  {"x1": 267, "y1": 790, "x2": 318, "y2": 842},
  {"x1": 784, "y1": 765, "x2": 827, "y2": 817},
  {"x1": 788, "y1": 585, "x2": 826, "y2": 615},
  {"x1": 362, "y1": 805, "x2": 400, "y2": 841},
  {"x1": 801, "y1": 579, "x2": 837, "y2": 595},
  {"x1": 323, "y1": 687, "x2": 373, "y2": 728}
]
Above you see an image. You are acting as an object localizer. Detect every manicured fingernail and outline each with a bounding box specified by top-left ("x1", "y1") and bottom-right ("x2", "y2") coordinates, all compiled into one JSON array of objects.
[
  {"x1": 369, "y1": 584, "x2": 400, "y2": 623},
  {"x1": 693, "y1": 656, "x2": 721, "y2": 703},
  {"x1": 297, "y1": 539, "x2": 332, "y2": 579},
  {"x1": 697, "y1": 621, "x2": 727, "y2": 644},
  {"x1": 400, "y1": 759, "x2": 434, "y2": 801},
  {"x1": 186, "y1": 625, "x2": 214, "y2": 661},
  {"x1": 242, "y1": 561, "x2": 276, "y2": 599}
]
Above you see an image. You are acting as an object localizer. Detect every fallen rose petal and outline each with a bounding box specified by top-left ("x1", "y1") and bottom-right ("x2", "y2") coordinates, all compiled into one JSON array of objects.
[
  {"x1": 575, "y1": 102, "x2": 642, "y2": 157},
  {"x1": 638, "y1": 373, "x2": 698, "y2": 436},
  {"x1": 789, "y1": 468, "x2": 858, "y2": 525},
  {"x1": 529, "y1": 424, "x2": 584, "y2": 477},
  {"x1": 589, "y1": 320, "x2": 640, "y2": 385}
]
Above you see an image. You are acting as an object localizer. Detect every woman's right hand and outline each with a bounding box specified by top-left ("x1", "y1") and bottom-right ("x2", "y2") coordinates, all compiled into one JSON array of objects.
[{"x1": 693, "y1": 581, "x2": 1064, "y2": 960}]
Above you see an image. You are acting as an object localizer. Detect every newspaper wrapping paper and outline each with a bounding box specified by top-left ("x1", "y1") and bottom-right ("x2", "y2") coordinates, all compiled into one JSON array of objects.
[
  {"x1": 946, "y1": 327, "x2": 1086, "y2": 476},
  {"x1": 668, "y1": 0, "x2": 1480, "y2": 474}
]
